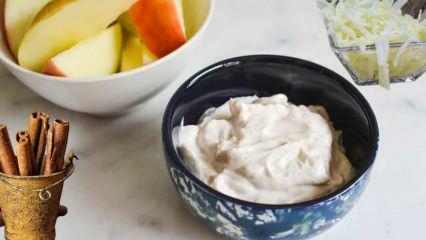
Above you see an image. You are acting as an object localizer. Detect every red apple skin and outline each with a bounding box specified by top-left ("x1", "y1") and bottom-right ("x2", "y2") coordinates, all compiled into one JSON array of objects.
[
  {"x1": 43, "y1": 60, "x2": 67, "y2": 77},
  {"x1": 129, "y1": 0, "x2": 186, "y2": 58}
]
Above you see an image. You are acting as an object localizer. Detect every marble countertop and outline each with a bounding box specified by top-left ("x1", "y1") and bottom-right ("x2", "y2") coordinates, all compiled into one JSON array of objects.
[{"x1": 1, "y1": 0, "x2": 425, "y2": 239}]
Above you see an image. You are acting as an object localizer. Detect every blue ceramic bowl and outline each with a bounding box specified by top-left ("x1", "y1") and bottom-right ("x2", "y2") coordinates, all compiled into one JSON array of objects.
[{"x1": 162, "y1": 55, "x2": 379, "y2": 240}]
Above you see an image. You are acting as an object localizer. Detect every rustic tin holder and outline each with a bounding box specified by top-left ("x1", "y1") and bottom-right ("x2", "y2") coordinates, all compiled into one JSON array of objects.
[{"x1": 0, "y1": 163, "x2": 74, "y2": 240}]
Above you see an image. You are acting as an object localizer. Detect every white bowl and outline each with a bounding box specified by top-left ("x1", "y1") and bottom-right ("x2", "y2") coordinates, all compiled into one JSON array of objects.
[{"x1": 0, "y1": 0, "x2": 214, "y2": 115}]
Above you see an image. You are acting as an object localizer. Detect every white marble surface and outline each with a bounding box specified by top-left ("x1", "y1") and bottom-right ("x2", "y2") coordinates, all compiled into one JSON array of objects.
[{"x1": 0, "y1": 0, "x2": 425, "y2": 239}]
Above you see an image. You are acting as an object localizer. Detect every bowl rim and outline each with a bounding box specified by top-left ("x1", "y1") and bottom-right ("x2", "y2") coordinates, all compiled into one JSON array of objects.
[
  {"x1": 162, "y1": 54, "x2": 380, "y2": 209},
  {"x1": 0, "y1": 0, "x2": 215, "y2": 83}
]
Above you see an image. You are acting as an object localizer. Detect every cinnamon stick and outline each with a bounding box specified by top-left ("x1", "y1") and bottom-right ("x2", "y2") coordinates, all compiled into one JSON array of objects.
[
  {"x1": 43, "y1": 119, "x2": 69, "y2": 175},
  {"x1": 0, "y1": 125, "x2": 18, "y2": 175},
  {"x1": 43, "y1": 130, "x2": 55, "y2": 175},
  {"x1": 53, "y1": 119, "x2": 69, "y2": 171},
  {"x1": 35, "y1": 113, "x2": 49, "y2": 174},
  {"x1": 16, "y1": 131, "x2": 34, "y2": 176},
  {"x1": 28, "y1": 112, "x2": 42, "y2": 155}
]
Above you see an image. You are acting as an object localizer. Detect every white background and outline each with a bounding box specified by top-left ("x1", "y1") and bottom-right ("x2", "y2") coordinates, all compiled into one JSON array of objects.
[{"x1": 0, "y1": 0, "x2": 425, "y2": 239}]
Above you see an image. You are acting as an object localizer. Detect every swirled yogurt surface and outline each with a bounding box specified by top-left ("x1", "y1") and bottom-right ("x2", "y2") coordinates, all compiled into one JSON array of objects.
[{"x1": 178, "y1": 94, "x2": 355, "y2": 204}]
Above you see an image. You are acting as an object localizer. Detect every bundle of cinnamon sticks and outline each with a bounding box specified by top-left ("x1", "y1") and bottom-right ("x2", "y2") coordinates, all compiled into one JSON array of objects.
[{"x1": 0, "y1": 112, "x2": 69, "y2": 176}]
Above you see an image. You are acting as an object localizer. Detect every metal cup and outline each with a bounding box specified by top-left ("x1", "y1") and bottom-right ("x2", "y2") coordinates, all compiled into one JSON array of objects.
[{"x1": 0, "y1": 164, "x2": 73, "y2": 240}]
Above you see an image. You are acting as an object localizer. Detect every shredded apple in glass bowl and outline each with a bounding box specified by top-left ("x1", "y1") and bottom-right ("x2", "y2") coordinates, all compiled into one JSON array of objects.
[{"x1": 319, "y1": 0, "x2": 426, "y2": 89}]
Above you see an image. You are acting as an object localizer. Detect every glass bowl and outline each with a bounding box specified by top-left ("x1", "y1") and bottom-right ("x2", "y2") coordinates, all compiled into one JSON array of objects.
[{"x1": 319, "y1": 0, "x2": 426, "y2": 86}]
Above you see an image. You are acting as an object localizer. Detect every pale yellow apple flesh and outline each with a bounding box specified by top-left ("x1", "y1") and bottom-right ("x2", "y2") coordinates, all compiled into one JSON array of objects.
[
  {"x1": 18, "y1": 0, "x2": 138, "y2": 72},
  {"x1": 118, "y1": 11, "x2": 139, "y2": 37},
  {"x1": 142, "y1": 44, "x2": 156, "y2": 65},
  {"x1": 43, "y1": 23, "x2": 122, "y2": 77},
  {"x1": 3, "y1": 0, "x2": 53, "y2": 57},
  {"x1": 120, "y1": 35, "x2": 143, "y2": 72},
  {"x1": 183, "y1": 0, "x2": 210, "y2": 39},
  {"x1": 120, "y1": 34, "x2": 157, "y2": 72}
]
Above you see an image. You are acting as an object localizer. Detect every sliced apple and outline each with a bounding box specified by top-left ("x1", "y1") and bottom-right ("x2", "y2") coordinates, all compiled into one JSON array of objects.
[
  {"x1": 120, "y1": 34, "x2": 157, "y2": 72},
  {"x1": 3, "y1": 0, "x2": 53, "y2": 58},
  {"x1": 118, "y1": 11, "x2": 139, "y2": 37},
  {"x1": 129, "y1": 0, "x2": 187, "y2": 58},
  {"x1": 142, "y1": 44, "x2": 156, "y2": 65},
  {"x1": 182, "y1": 0, "x2": 210, "y2": 39},
  {"x1": 43, "y1": 23, "x2": 122, "y2": 77},
  {"x1": 120, "y1": 35, "x2": 143, "y2": 72},
  {"x1": 18, "y1": 0, "x2": 138, "y2": 72}
]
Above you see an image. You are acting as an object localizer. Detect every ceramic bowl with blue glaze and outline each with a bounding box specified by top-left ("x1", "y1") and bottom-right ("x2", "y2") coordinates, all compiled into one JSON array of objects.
[{"x1": 162, "y1": 55, "x2": 379, "y2": 240}]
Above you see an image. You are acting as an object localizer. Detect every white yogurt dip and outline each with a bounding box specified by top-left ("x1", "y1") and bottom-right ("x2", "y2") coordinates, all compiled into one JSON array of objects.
[{"x1": 178, "y1": 94, "x2": 355, "y2": 204}]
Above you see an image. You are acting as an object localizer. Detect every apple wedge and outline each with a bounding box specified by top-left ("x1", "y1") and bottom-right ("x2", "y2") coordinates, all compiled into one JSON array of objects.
[
  {"x1": 3, "y1": 0, "x2": 53, "y2": 58},
  {"x1": 118, "y1": 12, "x2": 139, "y2": 37},
  {"x1": 18, "y1": 0, "x2": 137, "y2": 72},
  {"x1": 120, "y1": 35, "x2": 143, "y2": 72},
  {"x1": 129, "y1": 0, "x2": 187, "y2": 58},
  {"x1": 43, "y1": 23, "x2": 122, "y2": 77},
  {"x1": 142, "y1": 45, "x2": 157, "y2": 65},
  {"x1": 120, "y1": 34, "x2": 157, "y2": 72}
]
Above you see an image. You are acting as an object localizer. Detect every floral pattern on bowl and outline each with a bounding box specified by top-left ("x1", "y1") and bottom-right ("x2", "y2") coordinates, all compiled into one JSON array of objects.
[{"x1": 166, "y1": 166, "x2": 371, "y2": 240}]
